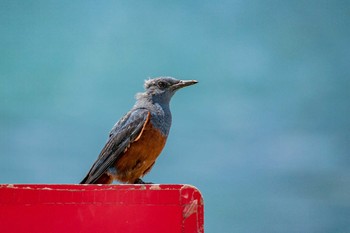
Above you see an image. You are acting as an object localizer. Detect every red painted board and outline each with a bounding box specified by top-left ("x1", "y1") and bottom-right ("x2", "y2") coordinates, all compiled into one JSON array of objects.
[{"x1": 0, "y1": 184, "x2": 204, "y2": 233}]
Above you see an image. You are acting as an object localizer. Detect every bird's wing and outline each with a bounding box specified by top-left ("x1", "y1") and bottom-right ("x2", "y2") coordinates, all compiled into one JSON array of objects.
[{"x1": 80, "y1": 108, "x2": 150, "y2": 184}]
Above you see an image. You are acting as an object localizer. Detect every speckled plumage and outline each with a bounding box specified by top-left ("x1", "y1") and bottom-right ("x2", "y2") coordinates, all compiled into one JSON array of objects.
[{"x1": 80, "y1": 77, "x2": 197, "y2": 184}]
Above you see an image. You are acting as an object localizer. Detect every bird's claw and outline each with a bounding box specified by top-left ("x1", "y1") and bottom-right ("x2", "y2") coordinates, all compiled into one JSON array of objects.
[{"x1": 134, "y1": 178, "x2": 153, "y2": 184}]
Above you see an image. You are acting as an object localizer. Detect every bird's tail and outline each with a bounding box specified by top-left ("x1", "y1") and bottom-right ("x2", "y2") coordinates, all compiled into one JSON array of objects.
[
  {"x1": 79, "y1": 174, "x2": 89, "y2": 184},
  {"x1": 80, "y1": 173, "x2": 112, "y2": 184}
]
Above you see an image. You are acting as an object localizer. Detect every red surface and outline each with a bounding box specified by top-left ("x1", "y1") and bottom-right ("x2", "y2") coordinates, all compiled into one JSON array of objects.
[{"x1": 0, "y1": 184, "x2": 204, "y2": 233}]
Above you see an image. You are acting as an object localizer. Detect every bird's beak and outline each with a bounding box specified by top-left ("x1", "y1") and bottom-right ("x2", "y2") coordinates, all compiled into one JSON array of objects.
[{"x1": 172, "y1": 80, "x2": 198, "y2": 90}]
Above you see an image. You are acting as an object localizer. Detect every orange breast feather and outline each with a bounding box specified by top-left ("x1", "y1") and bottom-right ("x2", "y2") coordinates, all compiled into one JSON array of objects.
[{"x1": 114, "y1": 117, "x2": 167, "y2": 183}]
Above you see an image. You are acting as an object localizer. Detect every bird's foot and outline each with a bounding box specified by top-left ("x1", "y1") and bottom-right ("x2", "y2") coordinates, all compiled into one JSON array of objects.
[{"x1": 134, "y1": 178, "x2": 153, "y2": 184}]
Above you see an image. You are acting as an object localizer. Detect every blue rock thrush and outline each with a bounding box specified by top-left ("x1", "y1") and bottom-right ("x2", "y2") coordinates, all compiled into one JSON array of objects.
[{"x1": 80, "y1": 77, "x2": 198, "y2": 184}]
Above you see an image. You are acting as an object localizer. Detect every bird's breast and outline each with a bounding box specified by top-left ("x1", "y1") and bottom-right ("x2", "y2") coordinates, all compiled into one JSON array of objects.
[
  {"x1": 114, "y1": 117, "x2": 167, "y2": 183},
  {"x1": 150, "y1": 103, "x2": 172, "y2": 136}
]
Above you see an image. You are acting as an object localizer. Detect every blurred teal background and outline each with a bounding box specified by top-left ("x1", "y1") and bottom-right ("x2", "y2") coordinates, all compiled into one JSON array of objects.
[{"x1": 1, "y1": 1, "x2": 350, "y2": 232}]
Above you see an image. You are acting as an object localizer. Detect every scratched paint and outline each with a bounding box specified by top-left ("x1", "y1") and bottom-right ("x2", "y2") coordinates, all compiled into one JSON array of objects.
[
  {"x1": 183, "y1": 199, "x2": 198, "y2": 219},
  {"x1": 149, "y1": 184, "x2": 161, "y2": 190}
]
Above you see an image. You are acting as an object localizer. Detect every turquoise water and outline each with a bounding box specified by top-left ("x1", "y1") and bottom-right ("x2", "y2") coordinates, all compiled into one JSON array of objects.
[{"x1": 1, "y1": 1, "x2": 350, "y2": 232}]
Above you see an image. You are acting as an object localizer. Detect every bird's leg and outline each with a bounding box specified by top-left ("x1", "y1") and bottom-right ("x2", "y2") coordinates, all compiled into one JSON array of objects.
[{"x1": 133, "y1": 178, "x2": 153, "y2": 184}]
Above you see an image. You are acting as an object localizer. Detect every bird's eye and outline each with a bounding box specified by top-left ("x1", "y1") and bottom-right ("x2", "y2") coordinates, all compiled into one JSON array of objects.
[{"x1": 157, "y1": 81, "x2": 168, "y2": 89}]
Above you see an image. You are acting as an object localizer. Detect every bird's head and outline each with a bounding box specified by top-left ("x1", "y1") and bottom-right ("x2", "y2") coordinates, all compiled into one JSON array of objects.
[{"x1": 139, "y1": 77, "x2": 198, "y2": 103}]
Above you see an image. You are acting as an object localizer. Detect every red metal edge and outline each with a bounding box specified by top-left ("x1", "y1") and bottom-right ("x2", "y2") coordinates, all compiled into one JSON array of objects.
[
  {"x1": 0, "y1": 184, "x2": 204, "y2": 233},
  {"x1": 180, "y1": 185, "x2": 205, "y2": 233}
]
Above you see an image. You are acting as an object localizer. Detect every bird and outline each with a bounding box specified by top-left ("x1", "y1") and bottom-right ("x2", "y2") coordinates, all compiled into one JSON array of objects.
[{"x1": 80, "y1": 77, "x2": 198, "y2": 184}]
